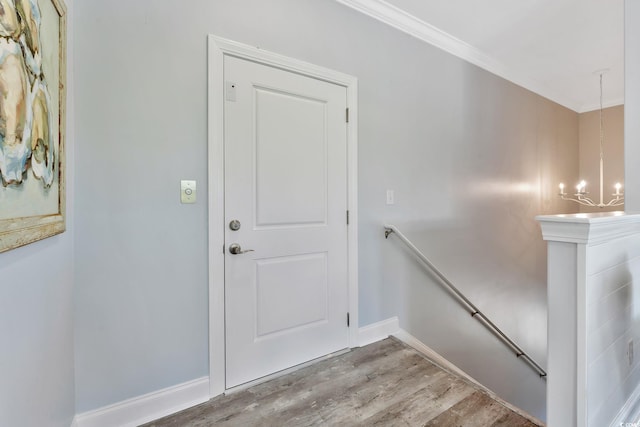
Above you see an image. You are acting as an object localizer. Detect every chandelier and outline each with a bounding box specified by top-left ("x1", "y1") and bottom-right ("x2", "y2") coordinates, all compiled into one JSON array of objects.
[{"x1": 558, "y1": 72, "x2": 623, "y2": 208}]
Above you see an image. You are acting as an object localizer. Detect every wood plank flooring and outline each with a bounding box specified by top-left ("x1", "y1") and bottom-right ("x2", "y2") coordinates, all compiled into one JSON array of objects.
[{"x1": 143, "y1": 338, "x2": 543, "y2": 427}]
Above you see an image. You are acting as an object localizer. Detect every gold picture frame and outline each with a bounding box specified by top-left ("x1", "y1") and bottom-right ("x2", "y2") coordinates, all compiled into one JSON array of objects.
[{"x1": 0, "y1": 0, "x2": 66, "y2": 253}]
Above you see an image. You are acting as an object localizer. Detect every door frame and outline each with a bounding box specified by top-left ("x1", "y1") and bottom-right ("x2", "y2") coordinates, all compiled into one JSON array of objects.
[{"x1": 207, "y1": 35, "x2": 359, "y2": 398}]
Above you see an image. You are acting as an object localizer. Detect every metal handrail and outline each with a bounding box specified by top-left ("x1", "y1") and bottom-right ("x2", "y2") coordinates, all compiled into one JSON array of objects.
[{"x1": 384, "y1": 224, "x2": 547, "y2": 380}]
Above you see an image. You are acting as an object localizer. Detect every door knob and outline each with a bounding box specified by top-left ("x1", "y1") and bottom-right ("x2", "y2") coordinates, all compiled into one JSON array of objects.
[{"x1": 228, "y1": 243, "x2": 254, "y2": 255}]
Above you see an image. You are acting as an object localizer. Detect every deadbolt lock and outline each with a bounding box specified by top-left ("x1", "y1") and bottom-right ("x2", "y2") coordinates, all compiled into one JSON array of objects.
[{"x1": 229, "y1": 220, "x2": 241, "y2": 231}]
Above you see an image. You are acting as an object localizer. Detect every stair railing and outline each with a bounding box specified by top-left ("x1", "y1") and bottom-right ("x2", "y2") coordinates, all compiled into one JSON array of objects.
[{"x1": 384, "y1": 224, "x2": 547, "y2": 379}]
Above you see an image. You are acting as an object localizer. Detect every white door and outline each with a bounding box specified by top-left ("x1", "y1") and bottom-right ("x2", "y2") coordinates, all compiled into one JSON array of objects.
[{"x1": 223, "y1": 55, "x2": 349, "y2": 388}]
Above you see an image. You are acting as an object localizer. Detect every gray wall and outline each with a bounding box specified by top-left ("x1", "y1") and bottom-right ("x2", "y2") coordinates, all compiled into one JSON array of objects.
[
  {"x1": 74, "y1": 0, "x2": 578, "y2": 420},
  {"x1": 73, "y1": 1, "x2": 210, "y2": 412},
  {"x1": 0, "y1": 241, "x2": 75, "y2": 427},
  {"x1": 0, "y1": 1, "x2": 76, "y2": 426}
]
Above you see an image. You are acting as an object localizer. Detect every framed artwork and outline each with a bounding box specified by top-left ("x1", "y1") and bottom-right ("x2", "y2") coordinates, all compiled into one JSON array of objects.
[{"x1": 0, "y1": 0, "x2": 66, "y2": 253}]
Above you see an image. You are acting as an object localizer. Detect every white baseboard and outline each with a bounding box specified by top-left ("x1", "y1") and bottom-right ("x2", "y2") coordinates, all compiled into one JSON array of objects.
[
  {"x1": 393, "y1": 329, "x2": 544, "y2": 427},
  {"x1": 610, "y1": 382, "x2": 640, "y2": 427},
  {"x1": 393, "y1": 329, "x2": 482, "y2": 387},
  {"x1": 358, "y1": 316, "x2": 399, "y2": 347},
  {"x1": 74, "y1": 377, "x2": 209, "y2": 427},
  {"x1": 72, "y1": 319, "x2": 398, "y2": 427}
]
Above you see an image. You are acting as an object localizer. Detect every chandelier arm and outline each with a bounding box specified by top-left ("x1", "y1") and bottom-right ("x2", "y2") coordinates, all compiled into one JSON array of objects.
[
  {"x1": 577, "y1": 194, "x2": 596, "y2": 205},
  {"x1": 559, "y1": 195, "x2": 624, "y2": 208},
  {"x1": 561, "y1": 195, "x2": 598, "y2": 207},
  {"x1": 604, "y1": 197, "x2": 624, "y2": 207}
]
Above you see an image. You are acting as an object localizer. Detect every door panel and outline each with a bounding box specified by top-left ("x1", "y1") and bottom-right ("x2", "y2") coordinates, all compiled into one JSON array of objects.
[
  {"x1": 255, "y1": 253, "x2": 328, "y2": 338},
  {"x1": 254, "y1": 87, "x2": 327, "y2": 227},
  {"x1": 224, "y1": 55, "x2": 348, "y2": 388}
]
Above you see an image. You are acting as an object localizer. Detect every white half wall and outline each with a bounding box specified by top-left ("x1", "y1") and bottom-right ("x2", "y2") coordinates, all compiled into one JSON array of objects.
[{"x1": 538, "y1": 213, "x2": 640, "y2": 427}]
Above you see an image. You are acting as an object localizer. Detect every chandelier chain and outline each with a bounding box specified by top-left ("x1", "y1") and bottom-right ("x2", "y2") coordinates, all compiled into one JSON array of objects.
[{"x1": 599, "y1": 73, "x2": 604, "y2": 163}]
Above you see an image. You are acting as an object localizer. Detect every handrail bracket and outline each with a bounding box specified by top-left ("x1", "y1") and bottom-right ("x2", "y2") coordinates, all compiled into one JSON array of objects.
[{"x1": 384, "y1": 227, "x2": 394, "y2": 239}]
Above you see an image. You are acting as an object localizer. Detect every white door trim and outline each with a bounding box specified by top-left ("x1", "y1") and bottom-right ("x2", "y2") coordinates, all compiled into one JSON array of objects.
[{"x1": 207, "y1": 35, "x2": 359, "y2": 398}]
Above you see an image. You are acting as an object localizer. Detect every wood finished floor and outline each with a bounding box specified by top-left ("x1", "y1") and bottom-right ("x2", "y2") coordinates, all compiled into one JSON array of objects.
[{"x1": 143, "y1": 338, "x2": 542, "y2": 427}]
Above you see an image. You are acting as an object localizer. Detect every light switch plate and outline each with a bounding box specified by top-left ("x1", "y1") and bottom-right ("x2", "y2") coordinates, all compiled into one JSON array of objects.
[
  {"x1": 181, "y1": 180, "x2": 196, "y2": 204},
  {"x1": 386, "y1": 189, "x2": 395, "y2": 205}
]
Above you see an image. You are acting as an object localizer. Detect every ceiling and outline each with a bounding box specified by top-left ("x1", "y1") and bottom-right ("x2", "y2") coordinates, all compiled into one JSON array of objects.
[{"x1": 337, "y1": 0, "x2": 624, "y2": 113}]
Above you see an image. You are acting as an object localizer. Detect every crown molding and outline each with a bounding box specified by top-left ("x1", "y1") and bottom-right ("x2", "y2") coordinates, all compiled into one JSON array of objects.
[{"x1": 334, "y1": 0, "x2": 583, "y2": 112}]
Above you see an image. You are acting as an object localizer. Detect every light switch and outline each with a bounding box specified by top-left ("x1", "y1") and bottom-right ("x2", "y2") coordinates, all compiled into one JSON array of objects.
[
  {"x1": 386, "y1": 189, "x2": 395, "y2": 205},
  {"x1": 181, "y1": 180, "x2": 196, "y2": 204}
]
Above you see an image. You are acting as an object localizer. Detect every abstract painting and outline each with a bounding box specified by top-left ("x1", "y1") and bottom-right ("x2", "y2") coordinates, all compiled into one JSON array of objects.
[{"x1": 0, "y1": 0, "x2": 66, "y2": 253}]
